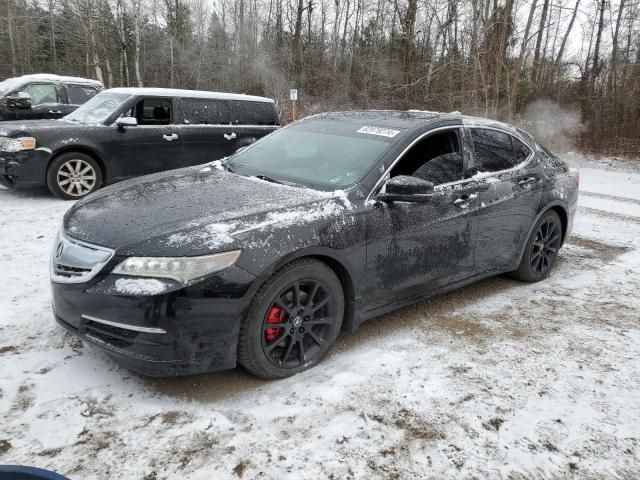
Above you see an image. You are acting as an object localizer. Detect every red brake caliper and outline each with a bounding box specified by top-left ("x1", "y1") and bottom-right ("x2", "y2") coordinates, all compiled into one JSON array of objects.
[{"x1": 264, "y1": 306, "x2": 283, "y2": 342}]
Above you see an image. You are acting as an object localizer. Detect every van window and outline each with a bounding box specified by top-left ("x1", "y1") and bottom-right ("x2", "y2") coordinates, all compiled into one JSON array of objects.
[
  {"x1": 228, "y1": 100, "x2": 279, "y2": 125},
  {"x1": 182, "y1": 98, "x2": 230, "y2": 125},
  {"x1": 133, "y1": 98, "x2": 172, "y2": 126}
]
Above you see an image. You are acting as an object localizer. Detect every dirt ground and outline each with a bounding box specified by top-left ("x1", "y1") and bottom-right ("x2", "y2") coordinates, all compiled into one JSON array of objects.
[{"x1": 0, "y1": 162, "x2": 639, "y2": 479}]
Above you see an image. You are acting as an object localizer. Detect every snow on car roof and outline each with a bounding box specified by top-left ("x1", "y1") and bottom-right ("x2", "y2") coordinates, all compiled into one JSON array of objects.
[
  {"x1": 106, "y1": 87, "x2": 275, "y2": 103},
  {"x1": 0, "y1": 74, "x2": 103, "y2": 94}
]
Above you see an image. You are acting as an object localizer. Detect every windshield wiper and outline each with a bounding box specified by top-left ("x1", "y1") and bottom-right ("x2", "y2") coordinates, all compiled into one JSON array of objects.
[{"x1": 255, "y1": 174, "x2": 285, "y2": 185}]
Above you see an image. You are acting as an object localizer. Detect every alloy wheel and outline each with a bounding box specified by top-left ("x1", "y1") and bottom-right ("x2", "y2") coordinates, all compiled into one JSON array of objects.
[
  {"x1": 261, "y1": 279, "x2": 337, "y2": 369},
  {"x1": 530, "y1": 218, "x2": 561, "y2": 276},
  {"x1": 57, "y1": 159, "x2": 97, "y2": 197}
]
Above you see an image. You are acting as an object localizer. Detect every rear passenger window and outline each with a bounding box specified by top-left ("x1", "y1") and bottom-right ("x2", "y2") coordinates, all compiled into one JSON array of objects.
[
  {"x1": 228, "y1": 100, "x2": 279, "y2": 125},
  {"x1": 182, "y1": 99, "x2": 229, "y2": 125},
  {"x1": 512, "y1": 137, "x2": 531, "y2": 163},
  {"x1": 471, "y1": 129, "x2": 526, "y2": 173},
  {"x1": 66, "y1": 85, "x2": 100, "y2": 105}
]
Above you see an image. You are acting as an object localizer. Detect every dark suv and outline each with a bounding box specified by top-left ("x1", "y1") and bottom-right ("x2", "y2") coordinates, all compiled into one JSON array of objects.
[
  {"x1": 0, "y1": 87, "x2": 280, "y2": 199},
  {"x1": 0, "y1": 74, "x2": 103, "y2": 121}
]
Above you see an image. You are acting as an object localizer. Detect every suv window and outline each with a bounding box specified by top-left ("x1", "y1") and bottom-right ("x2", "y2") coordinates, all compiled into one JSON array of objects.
[
  {"x1": 228, "y1": 100, "x2": 279, "y2": 125},
  {"x1": 133, "y1": 98, "x2": 172, "y2": 125},
  {"x1": 66, "y1": 84, "x2": 100, "y2": 105},
  {"x1": 471, "y1": 128, "x2": 529, "y2": 172},
  {"x1": 182, "y1": 98, "x2": 230, "y2": 124},
  {"x1": 23, "y1": 83, "x2": 59, "y2": 106},
  {"x1": 389, "y1": 129, "x2": 463, "y2": 186}
]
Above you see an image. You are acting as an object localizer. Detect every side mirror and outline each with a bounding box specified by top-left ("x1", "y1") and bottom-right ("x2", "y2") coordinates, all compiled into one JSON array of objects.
[
  {"x1": 6, "y1": 91, "x2": 32, "y2": 109},
  {"x1": 116, "y1": 116, "x2": 137, "y2": 128},
  {"x1": 377, "y1": 175, "x2": 435, "y2": 203}
]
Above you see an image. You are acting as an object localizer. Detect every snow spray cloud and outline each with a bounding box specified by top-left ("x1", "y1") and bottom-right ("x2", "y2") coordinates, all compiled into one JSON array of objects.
[{"x1": 516, "y1": 99, "x2": 583, "y2": 153}]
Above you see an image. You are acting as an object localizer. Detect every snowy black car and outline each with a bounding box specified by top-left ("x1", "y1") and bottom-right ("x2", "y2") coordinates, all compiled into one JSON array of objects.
[
  {"x1": 0, "y1": 87, "x2": 279, "y2": 199},
  {"x1": 0, "y1": 74, "x2": 103, "y2": 122},
  {"x1": 50, "y1": 111, "x2": 579, "y2": 379}
]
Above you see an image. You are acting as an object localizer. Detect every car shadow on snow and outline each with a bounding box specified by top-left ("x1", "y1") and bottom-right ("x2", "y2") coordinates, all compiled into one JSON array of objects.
[
  {"x1": 0, "y1": 184, "x2": 56, "y2": 200},
  {"x1": 143, "y1": 234, "x2": 627, "y2": 402}
]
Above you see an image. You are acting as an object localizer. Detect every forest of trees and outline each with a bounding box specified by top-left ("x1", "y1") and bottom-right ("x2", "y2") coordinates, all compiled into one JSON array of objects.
[{"x1": 1, "y1": 0, "x2": 639, "y2": 154}]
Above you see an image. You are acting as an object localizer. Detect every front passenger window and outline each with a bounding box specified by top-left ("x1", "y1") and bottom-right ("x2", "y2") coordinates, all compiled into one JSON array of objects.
[
  {"x1": 134, "y1": 98, "x2": 172, "y2": 125},
  {"x1": 23, "y1": 84, "x2": 59, "y2": 106},
  {"x1": 389, "y1": 129, "x2": 463, "y2": 186}
]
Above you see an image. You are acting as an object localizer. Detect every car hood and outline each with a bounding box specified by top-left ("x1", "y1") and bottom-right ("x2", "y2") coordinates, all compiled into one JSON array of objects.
[
  {"x1": 0, "y1": 119, "x2": 75, "y2": 136},
  {"x1": 64, "y1": 165, "x2": 352, "y2": 256}
]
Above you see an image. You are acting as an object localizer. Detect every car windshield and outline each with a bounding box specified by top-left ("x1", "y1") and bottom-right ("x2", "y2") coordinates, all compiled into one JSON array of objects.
[
  {"x1": 65, "y1": 92, "x2": 130, "y2": 125},
  {"x1": 0, "y1": 78, "x2": 23, "y2": 96},
  {"x1": 227, "y1": 119, "x2": 400, "y2": 190}
]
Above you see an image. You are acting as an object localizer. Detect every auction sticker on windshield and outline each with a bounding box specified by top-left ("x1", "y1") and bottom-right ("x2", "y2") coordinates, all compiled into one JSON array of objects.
[{"x1": 356, "y1": 126, "x2": 401, "y2": 138}]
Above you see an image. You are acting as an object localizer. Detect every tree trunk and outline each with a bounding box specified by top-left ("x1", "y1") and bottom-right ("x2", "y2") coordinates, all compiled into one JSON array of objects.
[{"x1": 532, "y1": 0, "x2": 550, "y2": 82}]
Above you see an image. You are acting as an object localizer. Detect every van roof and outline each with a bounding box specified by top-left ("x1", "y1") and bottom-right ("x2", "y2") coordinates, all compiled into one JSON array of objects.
[{"x1": 106, "y1": 87, "x2": 275, "y2": 103}]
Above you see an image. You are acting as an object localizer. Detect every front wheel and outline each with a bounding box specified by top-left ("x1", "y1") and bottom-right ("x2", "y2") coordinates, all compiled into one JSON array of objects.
[
  {"x1": 511, "y1": 210, "x2": 563, "y2": 282},
  {"x1": 238, "y1": 259, "x2": 344, "y2": 379},
  {"x1": 47, "y1": 152, "x2": 102, "y2": 200}
]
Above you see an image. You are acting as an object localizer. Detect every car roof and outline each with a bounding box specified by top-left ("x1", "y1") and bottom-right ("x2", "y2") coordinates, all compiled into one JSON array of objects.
[
  {"x1": 0, "y1": 74, "x2": 103, "y2": 87},
  {"x1": 106, "y1": 87, "x2": 275, "y2": 103},
  {"x1": 306, "y1": 110, "x2": 529, "y2": 138},
  {"x1": 0, "y1": 74, "x2": 103, "y2": 94}
]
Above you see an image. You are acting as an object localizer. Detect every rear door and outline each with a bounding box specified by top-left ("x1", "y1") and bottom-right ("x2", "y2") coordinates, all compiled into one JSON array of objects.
[
  {"x1": 468, "y1": 127, "x2": 543, "y2": 272},
  {"x1": 111, "y1": 97, "x2": 183, "y2": 179},
  {"x1": 227, "y1": 100, "x2": 280, "y2": 149},
  {"x1": 179, "y1": 97, "x2": 236, "y2": 167}
]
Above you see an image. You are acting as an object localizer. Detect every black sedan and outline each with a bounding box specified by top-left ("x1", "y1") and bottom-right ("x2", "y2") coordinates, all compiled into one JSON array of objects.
[{"x1": 50, "y1": 111, "x2": 579, "y2": 379}]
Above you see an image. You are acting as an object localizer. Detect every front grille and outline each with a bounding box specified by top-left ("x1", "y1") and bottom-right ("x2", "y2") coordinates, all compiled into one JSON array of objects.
[{"x1": 50, "y1": 232, "x2": 115, "y2": 284}]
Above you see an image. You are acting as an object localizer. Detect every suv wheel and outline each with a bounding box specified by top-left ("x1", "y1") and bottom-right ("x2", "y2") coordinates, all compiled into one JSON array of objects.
[
  {"x1": 238, "y1": 259, "x2": 344, "y2": 379},
  {"x1": 47, "y1": 152, "x2": 102, "y2": 200}
]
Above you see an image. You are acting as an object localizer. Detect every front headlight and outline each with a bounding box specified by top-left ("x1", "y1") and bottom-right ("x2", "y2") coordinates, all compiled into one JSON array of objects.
[
  {"x1": 0, "y1": 136, "x2": 36, "y2": 152},
  {"x1": 111, "y1": 250, "x2": 242, "y2": 284}
]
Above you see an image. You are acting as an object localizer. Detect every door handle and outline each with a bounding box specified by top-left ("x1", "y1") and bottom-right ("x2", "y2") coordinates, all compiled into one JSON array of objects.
[
  {"x1": 163, "y1": 133, "x2": 179, "y2": 142},
  {"x1": 453, "y1": 193, "x2": 478, "y2": 208},
  {"x1": 48, "y1": 110, "x2": 62, "y2": 115},
  {"x1": 224, "y1": 132, "x2": 237, "y2": 141},
  {"x1": 518, "y1": 176, "x2": 537, "y2": 186}
]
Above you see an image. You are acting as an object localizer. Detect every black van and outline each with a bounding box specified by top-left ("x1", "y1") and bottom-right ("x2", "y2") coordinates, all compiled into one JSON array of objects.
[
  {"x1": 0, "y1": 74, "x2": 103, "y2": 121},
  {"x1": 0, "y1": 87, "x2": 280, "y2": 199}
]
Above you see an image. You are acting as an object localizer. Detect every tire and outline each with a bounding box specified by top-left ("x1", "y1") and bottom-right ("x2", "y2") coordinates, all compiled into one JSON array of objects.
[
  {"x1": 238, "y1": 259, "x2": 344, "y2": 379},
  {"x1": 510, "y1": 210, "x2": 563, "y2": 282},
  {"x1": 47, "y1": 152, "x2": 102, "y2": 200}
]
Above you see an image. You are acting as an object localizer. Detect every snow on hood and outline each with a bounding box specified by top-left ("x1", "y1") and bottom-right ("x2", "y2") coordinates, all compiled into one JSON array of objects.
[{"x1": 64, "y1": 166, "x2": 353, "y2": 256}]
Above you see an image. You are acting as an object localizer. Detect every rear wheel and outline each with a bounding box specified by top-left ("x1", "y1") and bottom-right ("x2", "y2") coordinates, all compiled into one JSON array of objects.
[
  {"x1": 511, "y1": 210, "x2": 563, "y2": 282},
  {"x1": 238, "y1": 259, "x2": 344, "y2": 379},
  {"x1": 47, "y1": 152, "x2": 102, "y2": 200}
]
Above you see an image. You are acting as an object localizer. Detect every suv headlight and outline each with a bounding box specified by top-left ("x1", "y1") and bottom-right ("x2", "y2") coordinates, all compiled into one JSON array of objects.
[
  {"x1": 112, "y1": 250, "x2": 242, "y2": 284},
  {"x1": 0, "y1": 136, "x2": 36, "y2": 152}
]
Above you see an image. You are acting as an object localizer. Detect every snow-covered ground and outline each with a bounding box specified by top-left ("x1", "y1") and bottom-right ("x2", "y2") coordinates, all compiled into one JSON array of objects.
[{"x1": 1, "y1": 158, "x2": 639, "y2": 479}]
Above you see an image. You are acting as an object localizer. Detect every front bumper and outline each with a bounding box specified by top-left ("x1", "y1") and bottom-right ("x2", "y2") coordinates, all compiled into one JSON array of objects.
[
  {"x1": 52, "y1": 265, "x2": 258, "y2": 376},
  {"x1": 0, "y1": 149, "x2": 51, "y2": 186}
]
